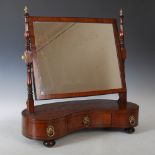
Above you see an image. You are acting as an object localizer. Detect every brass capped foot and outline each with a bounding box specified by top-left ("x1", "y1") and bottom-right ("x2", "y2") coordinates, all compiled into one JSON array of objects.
[
  {"x1": 124, "y1": 127, "x2": 135, "y2": 134},
  {"x1": 43, "y1": 140, "x2": 56, "y2": 147}
]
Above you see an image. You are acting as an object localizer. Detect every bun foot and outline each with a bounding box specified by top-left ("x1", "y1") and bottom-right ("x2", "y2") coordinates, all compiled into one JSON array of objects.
[
  {"x1": 124, "y1": 127, "x2": 135, "y2": 134},
  {"x1": 43, "y1": 140, "x2": 56, "y2": 147}
]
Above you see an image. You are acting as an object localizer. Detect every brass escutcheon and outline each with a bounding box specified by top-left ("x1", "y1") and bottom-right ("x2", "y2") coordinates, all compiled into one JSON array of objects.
[
  {"x1": 46, "y1": 125, "x2": 55, "y2": 138},
  {"x1": 83, "y1": 116, "x2": 90, "y2": 128},
  {"x1": 129, "y1": 115, "x2": 136, "y2": 126}
]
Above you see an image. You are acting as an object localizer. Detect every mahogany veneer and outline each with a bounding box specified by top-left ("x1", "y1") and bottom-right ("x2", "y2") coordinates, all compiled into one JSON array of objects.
[{"x1": 22, "y1": 99, "x2": 139, "y2": 141}]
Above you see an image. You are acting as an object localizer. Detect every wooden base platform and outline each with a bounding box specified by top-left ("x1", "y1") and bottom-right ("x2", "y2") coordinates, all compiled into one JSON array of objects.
[{"x1": 22, "y1": 99, "x2": 139, "y2": 147}]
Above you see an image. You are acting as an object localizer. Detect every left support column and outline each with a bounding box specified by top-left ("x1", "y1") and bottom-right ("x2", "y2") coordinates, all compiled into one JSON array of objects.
[{"x1": 22, "y1": 6, "x2": 34, "y2": 113}]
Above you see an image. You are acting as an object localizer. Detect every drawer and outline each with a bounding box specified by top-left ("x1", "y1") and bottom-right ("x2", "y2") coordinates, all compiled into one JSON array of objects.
[
  {"x1": 28, "y1": 117, "x2": 67, "y2": 140},
  {"x1": 112, "y1": 111, "x2": 138, "y2": 127},
  {"x1": 68, "y1": 111, "x2": 111, "y2": 131},
  {"x1": 68, "y1": 113, "x2": 87, "y2": 131}
]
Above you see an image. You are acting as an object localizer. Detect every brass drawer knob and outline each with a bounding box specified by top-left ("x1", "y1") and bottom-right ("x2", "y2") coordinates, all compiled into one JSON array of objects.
[
  {"x1": 129, "y1": 115, "x2": 136, "y2": 126},
  {"x1": 46, "y1": 125, "x2": 55, "y2": 138},
  {"x1": 83, "y1": 116, "x2": 90, "y2": 128}
]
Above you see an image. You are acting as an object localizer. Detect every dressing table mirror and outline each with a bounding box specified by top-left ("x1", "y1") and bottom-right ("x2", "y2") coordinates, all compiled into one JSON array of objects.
[{"x1": 22, "y1": 6, "x2": 139, "y2": 147}]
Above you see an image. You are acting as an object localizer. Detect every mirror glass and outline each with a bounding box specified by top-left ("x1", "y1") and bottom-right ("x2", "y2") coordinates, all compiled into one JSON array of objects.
[{"x1": 33, "y1": 22, "x2": 122, "y2": 97}]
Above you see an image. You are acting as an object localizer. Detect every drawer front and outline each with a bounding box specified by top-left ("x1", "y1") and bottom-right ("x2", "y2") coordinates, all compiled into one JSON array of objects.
[
  {"x1": 68, "y1": 113, "x2": 87, "y2": 131},
  {"x1": 112, "y1": 111, "x2": 138, "y2": 127},
  {"x1": 68, "y1": 112, "x2": 111, "y2": 131},
  {"x1": 28, "y1": 118, "x2": 67, "y2": 140},
  {"x1": 46, "y1": 118, "x2": 67, "y2": 139}
]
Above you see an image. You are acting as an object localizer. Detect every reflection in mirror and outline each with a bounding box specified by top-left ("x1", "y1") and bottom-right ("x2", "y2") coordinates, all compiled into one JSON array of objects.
[{"x1": 33, "y1": 22, "x2": 122, "y2": 96}]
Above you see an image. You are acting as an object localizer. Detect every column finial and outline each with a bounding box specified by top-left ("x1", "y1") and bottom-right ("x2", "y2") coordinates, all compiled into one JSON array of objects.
[
  {"x1": 119, "y1": 8, "x2": 125, "y2": 48},
  {"x1": 24, "y1": 6, "x2": 28, "y2": 14},
  {"x1": 120, "y1": 8, "x2": 123, "y2": 16}
]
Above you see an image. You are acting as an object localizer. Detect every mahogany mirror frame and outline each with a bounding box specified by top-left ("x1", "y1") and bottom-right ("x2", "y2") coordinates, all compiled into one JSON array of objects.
[{"x1": 27, "y1": 16, "x2": 127, "y2": 101}]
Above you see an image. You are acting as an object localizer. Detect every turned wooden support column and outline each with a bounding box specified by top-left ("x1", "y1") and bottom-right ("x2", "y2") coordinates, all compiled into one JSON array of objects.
[
  {"x1": 26, "y1": 63, "x2": 34, "y2": 113},
  {"x1": 118, "y1": 9, "x2": 127, "y2": 109},
  {"x1": 22, "y1": 6, "x2": 34, "y2": 113}
]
